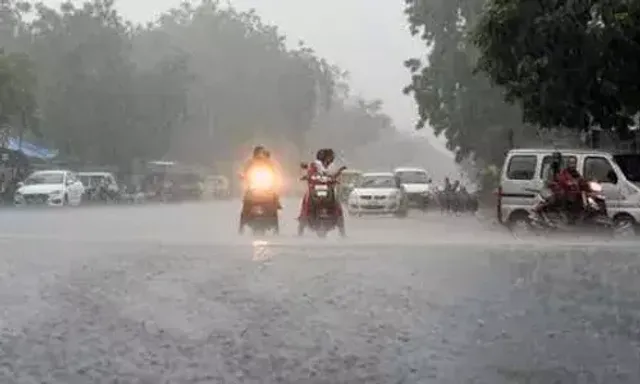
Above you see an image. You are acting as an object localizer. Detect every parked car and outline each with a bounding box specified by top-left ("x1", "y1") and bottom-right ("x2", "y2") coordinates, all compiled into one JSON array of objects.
[
  {"x1": 347, "y1": 172, "x2": 408, "y2": 217},
  {"x1": 393, "y1": 167, "x2": 432, "y2": 210},
  {"x1": 14, "y1": 170, "x2": 84, "y2": 206},
  {"x1": 203, "y1": 175, "x2": 230, "y2": 199},
  {"x1": 78, "y1": 171, "x2": 120, "y2": 202}
]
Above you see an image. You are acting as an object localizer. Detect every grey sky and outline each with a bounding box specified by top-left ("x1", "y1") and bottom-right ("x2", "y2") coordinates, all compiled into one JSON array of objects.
[{"x1": 46, "y1": 0, "x2": 450, "y2": 155}]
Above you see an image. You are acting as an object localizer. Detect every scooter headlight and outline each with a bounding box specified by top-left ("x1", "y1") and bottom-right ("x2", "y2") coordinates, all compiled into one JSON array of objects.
[
  {"x1": 248, "y1": 167, "x2": 274, "y2": 190},
  {"x1": 588, "y1": 181, "x2": 602, "y2": 192}
]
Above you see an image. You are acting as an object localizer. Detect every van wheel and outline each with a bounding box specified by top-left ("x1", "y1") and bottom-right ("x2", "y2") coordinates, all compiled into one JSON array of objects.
[
  {"x1": 507, "y1": 211, "x2": 534, "y2": 239},
  {"x1": 613, "y1": 214, "x2": 636, "y2": 238}
]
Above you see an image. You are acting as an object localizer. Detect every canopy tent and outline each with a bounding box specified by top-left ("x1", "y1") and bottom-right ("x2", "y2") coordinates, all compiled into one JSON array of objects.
[{"x1": 6, "y1": 137, "x2": 58, "y2": 159}]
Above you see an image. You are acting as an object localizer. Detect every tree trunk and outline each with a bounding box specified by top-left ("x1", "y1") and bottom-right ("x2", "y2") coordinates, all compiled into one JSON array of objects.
[
  {"x1": 18, "y1": 109, "x2": 26, "y2": 151},
  {"x1": 590, "y1": 129, "x2": 600, "y2": 149}
]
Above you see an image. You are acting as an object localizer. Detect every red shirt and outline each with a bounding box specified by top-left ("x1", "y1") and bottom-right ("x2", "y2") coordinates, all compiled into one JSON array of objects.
[{"x1": 557, "y1": 168, "x2": 583, "y2": 196}]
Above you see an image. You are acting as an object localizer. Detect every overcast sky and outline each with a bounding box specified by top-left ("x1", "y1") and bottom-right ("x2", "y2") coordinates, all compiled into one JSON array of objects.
[{"x1": 46, "y1": 0, "x2": 450, "y2": 154}]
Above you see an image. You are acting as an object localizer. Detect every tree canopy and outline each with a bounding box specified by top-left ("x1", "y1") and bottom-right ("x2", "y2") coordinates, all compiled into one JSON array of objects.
[
  {"x1": 0, "y1": 0, "x2": 396, "y2": 171},
  {"x1": 403, "y1": 0, "x2": 538, "y2": 166},
  {"x1": 0, "y1": 50, "x2": 37, "y2": 142},
  {"x1": 473, "y1": 0, "x2": 640, "y2": 137}
]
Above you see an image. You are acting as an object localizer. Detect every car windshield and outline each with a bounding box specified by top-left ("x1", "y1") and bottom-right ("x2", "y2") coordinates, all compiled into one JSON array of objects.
[
  {"x1": 358, "y1": 176, "x2": 396, "y2": 188},
  {"x1": 24, "y1": 173, "x2": 64, "y2": 185},
  {"x1": 613, "y1": 154, "x2": 640, "y2": 182},
  {"x1": 396, "y1": 171, "x2": 428, "y2": 183}
]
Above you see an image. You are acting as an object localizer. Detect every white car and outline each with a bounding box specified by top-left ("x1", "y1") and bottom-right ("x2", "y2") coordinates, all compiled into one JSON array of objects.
[
  {"x1": 347, "y1": 172, "x2": 408, "y2": 217},
  {"x1": 15, "y1": 170, "x2": 85, "y2": 206},
  {"x1": 393, "y1": 167, "x2": 432, "y2": 209}
]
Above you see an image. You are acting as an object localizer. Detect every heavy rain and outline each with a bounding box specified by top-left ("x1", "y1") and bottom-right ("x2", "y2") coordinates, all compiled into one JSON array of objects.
[{"x1": 0, "y1": 0, "x2": 639, "y2": 382}]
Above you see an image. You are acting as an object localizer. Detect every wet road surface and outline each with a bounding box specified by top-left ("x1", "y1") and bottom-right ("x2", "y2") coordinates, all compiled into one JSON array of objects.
[{"x1": 0, "y1": 200, "x2": 639, "y2": 383}]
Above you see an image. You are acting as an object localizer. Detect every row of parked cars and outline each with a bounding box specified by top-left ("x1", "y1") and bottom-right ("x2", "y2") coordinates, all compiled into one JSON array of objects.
[{"x1": 12, "y1": 168, "x2": 231, "y2": 206}]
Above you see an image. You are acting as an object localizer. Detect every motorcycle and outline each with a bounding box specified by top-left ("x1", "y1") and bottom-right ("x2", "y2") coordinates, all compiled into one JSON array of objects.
[
  {"x1": 526, "y1": 180, "x2": 613, "y2": 235},
  {"x1": 298, "y1": 163, "x2": 346, "y2": 238},
  {"x1": 242, "y1": 166, "x2": 279, "y2": 235}
]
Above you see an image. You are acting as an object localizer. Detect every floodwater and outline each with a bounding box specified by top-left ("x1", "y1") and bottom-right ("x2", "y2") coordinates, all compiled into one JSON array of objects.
[{"x1": 0, "y1": 200, "x2": 638, "y2": 382}]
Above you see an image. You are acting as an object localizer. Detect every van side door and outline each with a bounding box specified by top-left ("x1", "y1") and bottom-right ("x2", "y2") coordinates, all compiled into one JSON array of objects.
[{"x1": 501, "y1": 154, "x2": 539, "y2": 209}]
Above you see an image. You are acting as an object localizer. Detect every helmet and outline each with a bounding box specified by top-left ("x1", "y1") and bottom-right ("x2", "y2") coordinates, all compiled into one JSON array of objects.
[{"x1": 253, "y1": 145, "x2": 265, "y2": 157}]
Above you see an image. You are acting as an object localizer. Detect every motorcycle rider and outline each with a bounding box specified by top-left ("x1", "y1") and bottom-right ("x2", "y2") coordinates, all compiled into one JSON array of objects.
[
  {"x1": 530, "y1": 153, "x2": 587, "y2": 224},
  {"x1": 238, "y1": 145, "x2": 281, "y2": 234},
  {"x1": 558, "y1": 156, "x2": 589, "y2": 222},
  {"x1": 298, "y1": 148, "x2": 346, "y2": 232}
]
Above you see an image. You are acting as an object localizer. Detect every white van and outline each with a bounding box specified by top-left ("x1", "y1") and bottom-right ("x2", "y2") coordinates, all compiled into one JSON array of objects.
[{"x1": 498, "y1": 148, "x2": 640, "y2": 231}]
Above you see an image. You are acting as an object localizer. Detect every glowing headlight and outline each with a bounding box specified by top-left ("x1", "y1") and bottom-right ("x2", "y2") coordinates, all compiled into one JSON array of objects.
[
  {"x1": 248, "y1": 167, "x2": 274, "y2": 190},
  {"x1": 588, "y1": 181, "x2": 602, "y2": 192}
]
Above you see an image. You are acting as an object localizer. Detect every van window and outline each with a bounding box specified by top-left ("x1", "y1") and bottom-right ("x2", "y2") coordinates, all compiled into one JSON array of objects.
[
  {"x1": 584, "y1": 156, "x2": 615, "y2": 183},
  {"x1": 506, "y1": 155, "x2": 537, "y2": 180},
  {"x1": 540, "y1": 155, "x2": 576, "y2": 179}
]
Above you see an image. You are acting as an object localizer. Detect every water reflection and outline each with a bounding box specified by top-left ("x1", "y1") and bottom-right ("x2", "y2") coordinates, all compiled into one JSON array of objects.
[{"x1": 252, "y1": 239, "x2": 273, "y2": 261}]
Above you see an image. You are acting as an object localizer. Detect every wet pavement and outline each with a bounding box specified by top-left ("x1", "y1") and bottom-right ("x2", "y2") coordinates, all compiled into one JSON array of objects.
[{"x1": 0, "y1": 200, "x2": 639, "y2": 383}]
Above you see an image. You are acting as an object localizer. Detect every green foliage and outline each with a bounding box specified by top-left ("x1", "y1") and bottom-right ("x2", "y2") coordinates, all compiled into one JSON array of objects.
[
  {"x1": 0, "y1": 50, "x2": 37, "y2": 131},
  {"x1": 473, "y1": 0, "x2": 640, "y2": 136},
  {"x1": 403, "y1": 0, "x2": 534, "y2": 166},
  {"x1": 0, "y1": 0, "x2": 394, "y2": 169}
]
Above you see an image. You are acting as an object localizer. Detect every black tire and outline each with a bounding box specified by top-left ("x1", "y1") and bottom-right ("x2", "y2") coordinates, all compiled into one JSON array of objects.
[{"x1": 613, "y1": 213, "x2": 636, "y2": 238}]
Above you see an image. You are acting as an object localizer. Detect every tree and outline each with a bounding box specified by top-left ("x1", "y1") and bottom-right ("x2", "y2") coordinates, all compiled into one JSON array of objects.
[
  {"x1": 403, "y1": 0, "x2": 536, "y2": 165},
  {"x1": 0, "y1": 0, "x2": 396, "y2": 172},
  {"x1": 132, "y1": 1, "x2": 336, "y2": 166},
  {"x1": 0, "y1": 50, "x2": 37, "y2": 144},
  {"x1": 473, "y1": 0, "x2": 640, "y2": 137}
]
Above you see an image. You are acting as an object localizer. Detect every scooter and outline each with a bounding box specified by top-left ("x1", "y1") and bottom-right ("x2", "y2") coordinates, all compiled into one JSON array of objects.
[
  {"x1": 242, "y1": 166, "x2": 279, "y2": 235},
  {"x1": 525, "y1": 181, "x2": 613, "y2": 235},
  {"x1": 298, "y1": 163, "x2": 346, "y2": 238}
]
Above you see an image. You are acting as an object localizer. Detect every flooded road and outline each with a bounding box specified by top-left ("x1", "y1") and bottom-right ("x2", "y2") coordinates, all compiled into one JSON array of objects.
[{"x1": 0, "y1": 200, "x2": 638, "y2": 382}]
